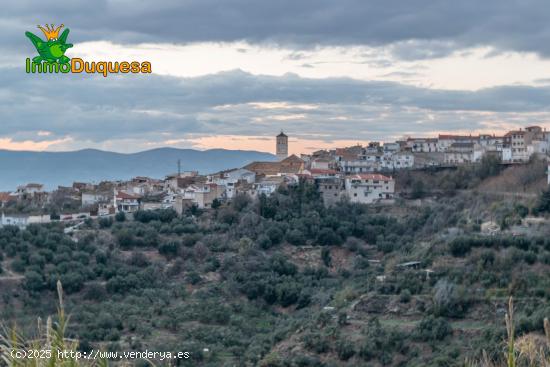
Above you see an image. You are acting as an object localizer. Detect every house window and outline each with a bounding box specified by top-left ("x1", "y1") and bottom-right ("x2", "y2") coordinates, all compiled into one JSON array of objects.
[{"x1": 353, "y1": 193, "x2": 357, "y2": 197}]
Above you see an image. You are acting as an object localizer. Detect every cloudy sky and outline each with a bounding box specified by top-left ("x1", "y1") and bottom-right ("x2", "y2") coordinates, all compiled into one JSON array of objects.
[{"x1": 3, "y1": 0, "x2": 550, "y2": 154}]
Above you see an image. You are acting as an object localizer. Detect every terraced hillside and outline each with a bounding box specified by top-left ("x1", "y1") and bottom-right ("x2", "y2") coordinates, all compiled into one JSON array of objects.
[{"x1": 1, "y1": 177, "x2": 549, "y2": 366}]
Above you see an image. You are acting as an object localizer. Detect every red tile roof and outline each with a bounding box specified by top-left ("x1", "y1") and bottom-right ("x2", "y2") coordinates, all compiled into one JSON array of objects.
[
  {"x1": 438, "y1": 134, "x2": 476, "y2": 140},
  {"x1": 116, "y1": 191, "x2": 140, "y2": 200},
  {"x1": 0, "y1": 192, "x2": 14, "y2": 202},
  {"x1": 504, "y1": 131, "x2": 525, "y2": 136}
]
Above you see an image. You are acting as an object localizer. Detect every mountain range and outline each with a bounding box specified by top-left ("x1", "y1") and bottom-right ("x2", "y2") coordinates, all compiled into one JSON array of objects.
[{"x1": 0, "y1": 148, "x2": 276, "y2": 191}]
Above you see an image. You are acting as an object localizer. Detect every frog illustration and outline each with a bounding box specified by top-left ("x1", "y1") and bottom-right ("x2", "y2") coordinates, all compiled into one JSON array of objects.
[{"x1": 25, "y1": 24, "x2": 73, "y2": 64}]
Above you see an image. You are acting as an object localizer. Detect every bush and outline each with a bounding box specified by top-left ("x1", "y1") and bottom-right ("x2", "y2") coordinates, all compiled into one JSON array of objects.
[
  {"x1": 415, "y1": 316, "x2": 452, "y2": 341},
  {"x1": 286, "y1": 229, "x2": 306, "y2": 246},
  {"x1": 432, "y1": 279, "x2": 470, "y2": 317},
  {"x1": 321, "y1": 247, "x2": 331, "y2": 267},
  {"x1": 344, "y1": 237, "x2": 362, "y2": 252},
  {"x1": 411, "y1": 179, "x2": 425, "y2": 199},
  {"x1": 158, "y1": 241, "x2": 179, "y2": 259},
  {"x1": 59, "y1": 271, "x2": 86, "y2": 294},
  {"x1": 449, "y1": 237, "x2": 472, "y2": 256},
  {"x1": 83, "y1": 283, "x2": 107, "y2": 301},
  {"x1": 257, "y1": 234, "x2": 272, "y2": 250},
  {"x1": 231, "y1": 194, "x2": 251, "y2": 212},
  {"x1": 187, "y1": 271, "x2": 201, "y2": 285},
  {"x1": 303, "y1": 332, "x2": 329, "y2": 354},
  {"x1": 399, "y1": 289, "x2": 412, "y2": 303},
  {"x1": 266, "y1": 226, "x2": 284, "y2": 245},
  {"x1": 359, "y1": 318, "x2": 404, "y2": 363},
  {"x1": 535, "y1": 186, "x2": 550, "y2": 214},
  {"x1": 336, "y1": 338, "x2": 355, "y2": 360},
  {"x1": 24, "y1": 270, "x2": 45, "y2": 292},
  {"x1": 317, "y1": 228, "x2": 342, "y2": 246},
  {"x1": 116, "y1": 229, "x2": 136, "y2": 249},
  {"x1": 115, "y1": 211, "x2": 126, "y2": 222},
  {"x1": 106, "y1": 274, "x2": 139, "y2": 293},
  {"x1": 99, "y1": 217, "x2": 113, "y2": 228}
]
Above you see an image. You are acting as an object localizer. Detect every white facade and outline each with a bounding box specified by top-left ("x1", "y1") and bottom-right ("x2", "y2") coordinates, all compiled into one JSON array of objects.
[
  {"x1": 114, "y1": 191, "x2": 141, "y2": 213},
  {"x1": 181, "y1": 184, "x2": 225, "y2": 209},
  {"x1": 1, "y1": 213, "x2": 29, "y2": 227},
  {"x1": 310, "y1": 159, "x2": 331, "y2": 170},
  {"x1": 381, "y1": 152, "x2": 414, "y2": 170},
  {"x1": 501, "y1": 147, "x2": 513, "y2": 162},
  {"x1": 408, "y1": 139, "x2": 438, "y2": 153},
  {"x1": 340, "y1": 159, "x2": 377, "y2": 173},
  {"x1": 82, "y1": 192, "x2": 110, "y2": 206},
  {"x1": 531, "y1": 140, "x2": 549, "y2": 155},
  {"x1": 344, "y1": 174, "x2": 395, "y2": 204},
  {"x1": 444, "y1": 151, "x2": 474, "y2": 164},
  {"x1": 16, "y1": 184, "x2": 44, "y2": 197},
  {"x1": 383, "y1": 142, "x2": 400, "y2": 153},
  {"x1": 208, "y1": 168, "x2": 255, "y2": 199}
]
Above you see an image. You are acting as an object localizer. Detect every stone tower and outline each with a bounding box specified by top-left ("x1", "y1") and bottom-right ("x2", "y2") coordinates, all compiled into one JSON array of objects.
[{"x1": 276, "y1": 131, "x2": 288, "y2": 160}]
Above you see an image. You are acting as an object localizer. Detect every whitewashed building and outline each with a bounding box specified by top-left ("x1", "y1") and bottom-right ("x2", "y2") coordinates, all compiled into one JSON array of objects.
[
  {"x1": 208, "y1": 168, "x2": 256, "y2": 199},
  {"x1": 444, "y1": 142, "x2": 475, "y2": 164},
  {"x1": 344, "y1": 174, "x2": 395, "y2": 204}
]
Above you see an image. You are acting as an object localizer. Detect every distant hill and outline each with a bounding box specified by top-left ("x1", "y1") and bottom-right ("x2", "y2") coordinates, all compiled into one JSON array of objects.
[{"x1": 0, "y1": 148, "x2": 276, "y2": 190}]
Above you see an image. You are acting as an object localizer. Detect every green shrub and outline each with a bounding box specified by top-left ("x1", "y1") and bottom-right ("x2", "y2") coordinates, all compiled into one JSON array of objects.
[
  {"x1": 415, "y1": 316, "x2": 452, "y2": 341},
  {"x1": 115, "y1": 211, "x2": 126, "y2": 222}
]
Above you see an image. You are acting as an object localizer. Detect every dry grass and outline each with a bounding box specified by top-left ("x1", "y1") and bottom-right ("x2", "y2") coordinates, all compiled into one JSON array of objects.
[
  {"x1": 467, "y1": 297, "x2": 550, "y2": 367},
  {"x1": 0, "y1": 281, "x2": 108, "y2": 367}
]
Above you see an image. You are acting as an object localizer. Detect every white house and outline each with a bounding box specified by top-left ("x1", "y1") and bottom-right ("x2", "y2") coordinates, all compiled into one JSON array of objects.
[
  {"x1": 444, "y1": 142, "x2": 475, "y2": 164},
  {"x1": 437, "y1": 135, "x2": 478, "y2": 152},
  {"x1": 114, "y1": 191, "x2": 141, "y2": 213},
  {"x1": 310, "y1": 158, "x2": 333, "y2": 170},
  {"x1": 530, "y1": 139, "x2": 549, "y2": 155},
  {"x1": 81, "y1": 192, "x2": 110, "y2": 207},
  {"x1": 16, "y1": 183, "x2": 44, "y2": 197},
  {"x1": 344, "y1": 174, "x2": 395, "y2": 204},
  {"x1": 501, "y1": 146, "x2": 513, "y2": 162},
  {"x1": 208, "y1": 168, "x2": 255, "y2": 199},
  {"x1": 407, "y1": 138, "x2": 438, "y2": 153},
  {"x1": 181, "y1": 184, "x2": 225, "y2": 209},
  {"x1": 1, "y1": 213, "x2": 29, "y2": 227},
  {"x1": 383, "y1": 142, "x2": 400, "y2": 153},
  {"x1": 246, "y1": 177, "x2": 284, "y2": 198},
  {"x1": 380, "y1": 152, "x2": 414, "y2": 170},
  {"x1": 504, "y1": 130, "x2": 530, "y2": 162}
]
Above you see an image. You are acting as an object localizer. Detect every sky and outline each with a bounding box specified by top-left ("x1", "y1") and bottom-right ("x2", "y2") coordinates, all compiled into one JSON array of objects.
[{"x1": 3, "y1": 0, "x2": 550, "y2": 155}]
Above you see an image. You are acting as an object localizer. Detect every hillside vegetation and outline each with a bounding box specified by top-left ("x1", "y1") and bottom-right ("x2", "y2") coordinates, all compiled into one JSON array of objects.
[{"x1": 1, "y1": 172, "x2": 550, "y2": 366}]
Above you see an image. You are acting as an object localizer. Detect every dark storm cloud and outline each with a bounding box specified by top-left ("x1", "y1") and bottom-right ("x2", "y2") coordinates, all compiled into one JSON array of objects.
[
  {"x1": 4, "y1": 0, "x2": 550, "y2": 59},
  {"x1": 1, "y1": 68, "x2": 550, "y2": 145}
]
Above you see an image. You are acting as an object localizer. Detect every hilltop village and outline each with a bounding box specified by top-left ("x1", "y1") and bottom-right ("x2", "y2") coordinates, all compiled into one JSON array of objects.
[{"x1": 1, "y1": 127, "x2": 550, "y2": 227}]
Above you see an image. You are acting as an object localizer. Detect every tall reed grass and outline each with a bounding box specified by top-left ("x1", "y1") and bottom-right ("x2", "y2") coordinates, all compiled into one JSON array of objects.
[
  {"x1": 467, "y1": 297, "x2": 550, "y2": 367},
  {"x1": 0, "y1": 281, "x2": 108, "y2": 367}
]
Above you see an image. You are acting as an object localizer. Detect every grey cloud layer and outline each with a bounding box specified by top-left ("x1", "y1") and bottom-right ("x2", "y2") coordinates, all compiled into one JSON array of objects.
[
  {"x1": 4, "y1": 0, "x2": 550, "y2": 58},
  {"x1": 2, "y1": 69, "x2": 550, "y2": 147}
]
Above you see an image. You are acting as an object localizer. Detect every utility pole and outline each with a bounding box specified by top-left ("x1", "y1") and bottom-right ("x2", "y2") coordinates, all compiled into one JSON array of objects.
[{"x1": 177, "y1": 159, "x2": 181, "y2": 177}]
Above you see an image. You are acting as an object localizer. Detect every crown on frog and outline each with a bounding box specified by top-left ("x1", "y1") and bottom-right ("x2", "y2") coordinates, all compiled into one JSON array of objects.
[{"x1": 37, "y1": 24, "x2": 64, "y2": 40}]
